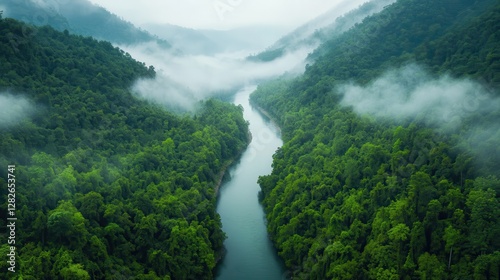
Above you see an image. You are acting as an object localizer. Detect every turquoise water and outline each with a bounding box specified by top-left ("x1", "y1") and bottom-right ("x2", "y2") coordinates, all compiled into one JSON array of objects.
[{"x1": 215, "y1": 86, "x2": 286, "y2": 280}]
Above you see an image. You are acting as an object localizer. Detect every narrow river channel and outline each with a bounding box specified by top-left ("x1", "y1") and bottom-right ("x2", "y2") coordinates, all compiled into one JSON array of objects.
[{"x1": 215, "y1": 86, "x2": 286, "y2": 280}]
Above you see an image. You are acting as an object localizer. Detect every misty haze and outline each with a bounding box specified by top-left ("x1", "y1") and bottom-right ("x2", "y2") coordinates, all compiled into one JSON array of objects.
[
  {"x1": 0, "y1": 92, "x2": 35, "y2": 128},
  {"x1": 339, "y1": 63, "x2": 498, "y2": 130}
]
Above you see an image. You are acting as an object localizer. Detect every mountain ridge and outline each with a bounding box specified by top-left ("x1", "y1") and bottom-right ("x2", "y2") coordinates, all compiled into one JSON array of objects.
[
  {"x1": 248, "y1": 0, "x2": 396, "y2": 62},
  {"x1": 0, "y1": 0, "x2": 170, "y2": 47}
]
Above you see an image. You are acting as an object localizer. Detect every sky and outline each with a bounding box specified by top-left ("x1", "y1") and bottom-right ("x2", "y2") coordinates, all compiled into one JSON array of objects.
[{"x1": 87, "y1": 0, "x2": 345, "y2": 30}]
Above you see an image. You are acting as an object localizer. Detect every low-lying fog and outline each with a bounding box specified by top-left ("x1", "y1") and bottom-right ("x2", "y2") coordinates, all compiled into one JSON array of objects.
[
  {"x1": 122, "y1": 42, "x2": 313, "y2": 111},
  {"x1": 0, "y1": 92, "x2": 35, "y2": 128}
]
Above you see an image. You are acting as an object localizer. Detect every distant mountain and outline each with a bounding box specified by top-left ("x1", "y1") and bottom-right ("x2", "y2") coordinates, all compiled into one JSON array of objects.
[
  {"x1": 0, "y1": 0, "x2": 294, "y2": 55},
  {"x1": 142, "y1": 23, "x2": 222, "y2": 55},
  {"x1": 197, "y1": 26, "x2": 289, "y2": 54},
  {"x1": 248, "y1": 0, "x2": 396, "y2": 62},
  {"x1": 143, "y1": 23, "x2": 289, "y2": 55},
  {"x1": 0, "y1": 0, "x2": 170, "y2": 47}
]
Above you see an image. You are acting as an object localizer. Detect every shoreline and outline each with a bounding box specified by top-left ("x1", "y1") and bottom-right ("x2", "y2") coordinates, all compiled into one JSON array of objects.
[{"x1": 213, "y1": 126, "x2": 252, "y2": 196}]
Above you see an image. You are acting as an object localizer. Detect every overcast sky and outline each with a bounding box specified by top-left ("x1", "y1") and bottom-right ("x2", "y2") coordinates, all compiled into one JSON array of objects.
[{"x1": 88, "y1": 0, "x2": 348, "y2": 30}]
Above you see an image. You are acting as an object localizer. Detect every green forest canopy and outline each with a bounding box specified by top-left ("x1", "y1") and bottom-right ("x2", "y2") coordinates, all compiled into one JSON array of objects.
[
  {"x1": 251, "y1": 0, "x2": 500, "y2": 279},
  {"x1": 0, "y1": 17, "x2": 249, "y2": 279}
]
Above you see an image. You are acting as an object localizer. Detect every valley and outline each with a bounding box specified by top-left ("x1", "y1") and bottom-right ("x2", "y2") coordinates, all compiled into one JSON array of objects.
[{"x1": 0, "y1": 0, "x2": 499, "y2": 279}]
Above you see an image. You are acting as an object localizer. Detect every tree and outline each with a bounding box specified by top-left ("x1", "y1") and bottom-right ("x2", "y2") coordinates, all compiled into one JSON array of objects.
[
  {"x1": 466, "y1": 188, "x2": 500, "y2": 254},
  {"x1": 416, "y1": 253, "x2": 446, "y2": 280},
  {"x1": 408, "y1": 172, "x2": 435, "y2": 220},
  {"x1": 60, "y1": 264, "x2": 91, "y2": 280},
  {"x1": 388, "y1": 223, "x2": 410, "y2": 272},
  {"x1": 443, "y1": 225, "x2": 461, "y2": 269},
  {"x1": 47, "y1": 201, "x2": 88, "y2": 248},
  {"x1": 77, "y1": 191, "x2": 104, "y2": 223},
  {"x1": 87, "y1": 235, "x2": 108, "y2": 263}
]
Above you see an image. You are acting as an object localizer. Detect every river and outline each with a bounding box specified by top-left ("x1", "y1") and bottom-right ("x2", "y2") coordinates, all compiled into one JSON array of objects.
[{"x1": 215, "y1": 86, "x2": 286, "y2": 280}]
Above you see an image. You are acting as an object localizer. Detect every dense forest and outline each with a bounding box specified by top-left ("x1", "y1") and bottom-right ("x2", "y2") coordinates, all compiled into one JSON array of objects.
[
  {"x1": 251, "y1": 0, "x2": 500, "y2": 279},
  {"x1": 0, "y1": 16, "x2": 249, "y2": 279}
]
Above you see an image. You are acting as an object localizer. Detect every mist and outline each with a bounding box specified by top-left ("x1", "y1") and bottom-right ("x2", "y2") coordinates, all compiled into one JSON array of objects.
[
  {"x1": 338, "y1": 63, "x2": 500, "y2": 172},
  {"x1": 339, "y1": 64, "x2": 498, "y2": 130},
  {"x1": 0, "y1": 92, "x2": 35, "y2": 128},
  {"x1": 125, "y1": 42, "x2": 312, "y2": 111}
]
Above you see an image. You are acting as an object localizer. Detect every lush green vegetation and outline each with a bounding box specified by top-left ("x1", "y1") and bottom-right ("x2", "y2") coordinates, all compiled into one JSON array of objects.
[
  {"x1": 251, "y1": 0, "x2": 500, "y2": 279},
  {"x1": 0, "y1": 17, "x2": 248, "y2": 279}
]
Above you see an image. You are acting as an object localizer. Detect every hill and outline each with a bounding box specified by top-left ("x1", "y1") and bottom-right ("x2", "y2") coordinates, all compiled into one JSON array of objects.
[
  {"x1": 142, "y1": 23, "x2": 220, "y2": 55},
  {"x1": 0, "y1": 16, "x2": 249, "y2": 279},
  {"x1": 251, "y1": 0, "x2": 500, "y2": 278},
  {"x1": 0, "y1": 0, "x2": 170, "y2": 46}
]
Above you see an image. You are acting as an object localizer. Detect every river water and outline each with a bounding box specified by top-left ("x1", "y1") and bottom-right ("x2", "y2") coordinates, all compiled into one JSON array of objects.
[{"x1": 215, "y1": 86, "x2": 286, "y2": 280}]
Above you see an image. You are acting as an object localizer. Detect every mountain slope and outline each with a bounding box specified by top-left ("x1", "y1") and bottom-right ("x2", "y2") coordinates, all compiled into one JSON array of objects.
[
  {"x1": 251, "y1": 0, "x2": 500, "y2": 279},
  {"x1": 0, "y1": 0, "x2": 170, "y2": 46},
  {"x1": 248, "y1": 0, "x2": 396, "y2": 62},
  {"x1": 0, "y1": 17, "x2": 249, "y2": 279}
]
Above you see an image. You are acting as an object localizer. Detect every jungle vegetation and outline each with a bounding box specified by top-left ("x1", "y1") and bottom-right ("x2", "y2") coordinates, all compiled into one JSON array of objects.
[
  {"x1": 251, "y1": 0, "x2": 500, "y2": 279},
  {"x1": 0, "y1": 16, "x2": 249, "y2": 279}
]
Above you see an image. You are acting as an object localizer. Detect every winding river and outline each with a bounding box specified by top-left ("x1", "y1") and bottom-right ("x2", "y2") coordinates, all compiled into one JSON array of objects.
[{"x1": 215, "y1": 86, "x2": 286, "y2": 280}]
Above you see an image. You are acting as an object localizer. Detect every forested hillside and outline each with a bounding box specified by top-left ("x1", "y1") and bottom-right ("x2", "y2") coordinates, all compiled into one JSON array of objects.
[
  {"x1": 0, "y1": 17, "x2": 249, "y2": 279},
  {"x1": 1, "y1": 0, "x2": 169, "y2": 46},
  {"x1": 251, "y1": 0, "x2": 500, "y2": 279}
]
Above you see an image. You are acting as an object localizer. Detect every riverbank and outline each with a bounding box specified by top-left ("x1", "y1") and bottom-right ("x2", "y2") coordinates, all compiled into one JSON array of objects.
[{"x1": 213, "y1": 127, "x2": 252, "y2": 196}]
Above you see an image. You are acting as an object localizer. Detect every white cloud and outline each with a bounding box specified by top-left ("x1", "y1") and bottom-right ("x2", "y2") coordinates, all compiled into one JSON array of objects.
[
  {"x1": 338, "y1": 64, "x2": 500, "y2": 171},
  {"x1": 125, "y1": 41, "x2": 312, "y2": 110},
  {"x1": 338, "y1": 64, "x2": 497, "y2": 130},
  {"x1": 0, "y1": 92, "x2": 35, "y2": 128}
]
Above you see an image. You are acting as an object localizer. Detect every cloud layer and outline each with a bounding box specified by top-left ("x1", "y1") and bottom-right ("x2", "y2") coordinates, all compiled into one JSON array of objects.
[{"x1": 126, "y1": 41, "x2": 312, "y2": 110}]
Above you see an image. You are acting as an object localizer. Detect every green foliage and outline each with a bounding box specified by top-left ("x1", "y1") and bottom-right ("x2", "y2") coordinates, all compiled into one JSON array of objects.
[
  {"x1": 251, "y1": 0, "x2": 500, "y2": 279},
  {"x1": 0, "y1": 19, "x2": 249, "y2": 279}
]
